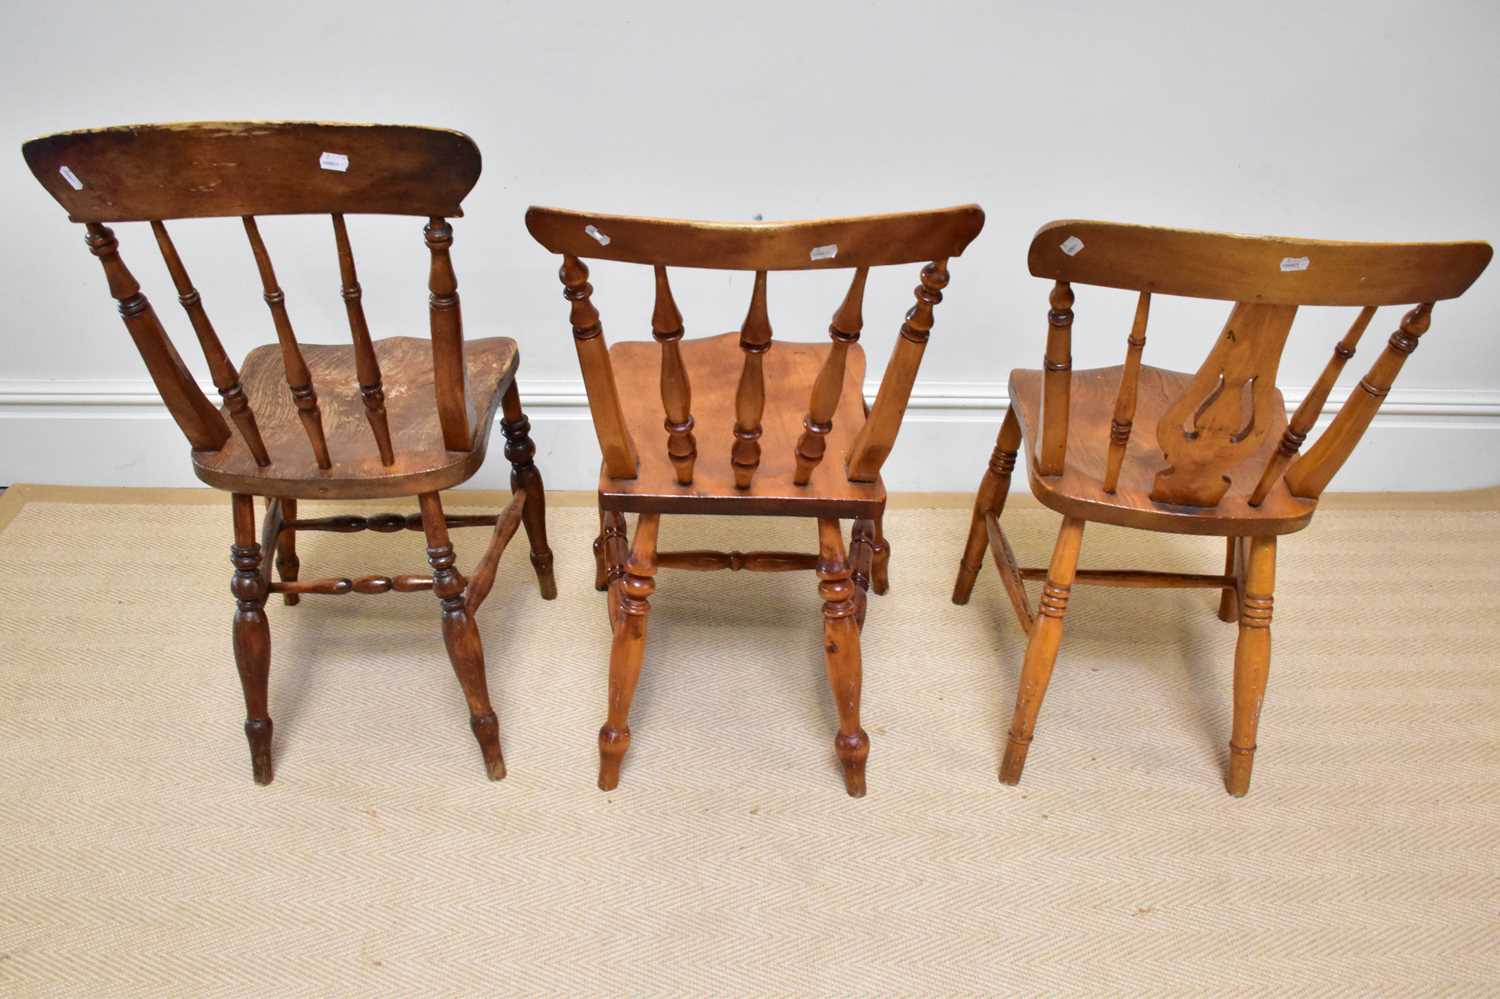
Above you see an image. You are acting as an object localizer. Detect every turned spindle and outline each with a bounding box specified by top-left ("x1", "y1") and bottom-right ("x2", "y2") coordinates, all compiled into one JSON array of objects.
[
  {"x1": 1102, "y1": 291, "x2": 1150, "y2": 493},
  {"x1": 333, "y1": 214, "x2": 395, "y2": 465},
  {"x1": 652, "y1": 266, "x2": 697, "y2": 484},
  {"x1": 795, "y1": 267, "x2": 867, "y2": 485},
  {"x1": 1036, "y1": 280, "x2": 1074, "y2": 477},
  {"x1": 243, "y1": 216, "x2": 331, "y2": 469},
  {"x1": 845, "y1": 259, "x2": 948, "y2": 481},
  {"x1": 1284, "y1": 304, "x2": 1433, "y2": 499},
  {"x1": 559, "y1": 254, "x2": 638, "y2": 477},
  {"x1": 425, "y1": 218, "x2": 470, "y2": 452},
  {"x1": 85, "y1": 223, "x2": 229, "y2": 452},
  {"x1": 1250, "y1": 305, "x2": 1378, "y2": 505},
  {"x1": 151, "y1": 220, "x2": 268, "y2": 466},
  {"x1": 732, "y1": 270, "x2": 773, "y2": 489}
]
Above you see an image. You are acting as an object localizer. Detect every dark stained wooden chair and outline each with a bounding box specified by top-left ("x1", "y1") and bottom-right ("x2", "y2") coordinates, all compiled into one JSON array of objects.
[
  {"x1": 22, "y1": 122, "x2": 557, "y2": 784},
  {"x1": 952, "y1": 220, "x2": 1492, "y2": 796},
  {"x1": 526, "y1": 205, "x2": 985, "y2": 795}
]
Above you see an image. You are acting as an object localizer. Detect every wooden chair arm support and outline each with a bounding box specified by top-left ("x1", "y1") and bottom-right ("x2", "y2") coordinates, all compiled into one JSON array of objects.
[{"x1": 1283, "y1": 303, "x2": 1433, "y2": 499}]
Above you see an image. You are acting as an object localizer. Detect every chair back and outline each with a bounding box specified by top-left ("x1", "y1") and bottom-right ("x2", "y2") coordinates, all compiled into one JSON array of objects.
[
  {"x1": 525, "y1": 205, "x2": 985, "y2": 485},
  {"x1": 23, "y1": 121, "x2": 485, "y2": 469},
  {"x1": 1023, "y1": 220, "x2": 1491, "y2": 505}
]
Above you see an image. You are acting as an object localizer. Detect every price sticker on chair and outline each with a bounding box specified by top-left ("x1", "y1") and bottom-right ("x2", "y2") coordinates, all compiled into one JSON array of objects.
[
  {"x1": 1059, "y1": 235, "x2": 1084, "y2": 256},
  {"x1": 1279, "y1": 256, "x2": 1310, "y2": 272},
  {"x1": 58, "y1": 165, "x2": 83, "y2": 190},
  {"x1": 319, "y1": 151, "x2": 350, "y2": 172},
  {"x1": 584, "y1": 224, "x2": 611, "y2": 246},
  {"x1": 810, "y1": 243, "x2": 838, "y2": 261}
]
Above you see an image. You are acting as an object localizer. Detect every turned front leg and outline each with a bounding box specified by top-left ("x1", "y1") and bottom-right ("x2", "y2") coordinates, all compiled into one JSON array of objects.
[
  {"x1": 598, "y1": 513, "x2": 659, "y2": 791},
  {"x1": 1000, "y1": 516, "x2": 1085, "y2": 785},
  {"x1": 418, "y1": 491, "x2": 505, "y2": 780},
  {"x1": 501, "y1": 382, "x2": 557, "y2": 600},
  {"x1": 229, "y1": 494, "x2": 273, "y2": 784},
  {"x1": 1227, "y1": 535, "x2": 1276, "y2": 796},
  {"x1": 954, "y1": 408, "x2": 1021, "y2": 605},
  {"x1": 818, "y1": 518, "x2": 869, "y2": 797}
]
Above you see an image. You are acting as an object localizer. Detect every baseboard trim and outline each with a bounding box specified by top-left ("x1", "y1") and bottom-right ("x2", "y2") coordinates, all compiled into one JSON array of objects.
[{"x1": 2, "y1": 378, "x2": 1498, "y2": 491}]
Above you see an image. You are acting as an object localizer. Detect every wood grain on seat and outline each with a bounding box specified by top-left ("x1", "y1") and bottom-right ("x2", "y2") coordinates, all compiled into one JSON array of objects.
[
  {"x1": 1008, "y1": 364, "x2": 1316, "y2": 536},
  {"x1": 602, "y1": 332, "x2": 882, "y2": 518},
  {"x1": 194, "y1": 336, "x2": 515, "y2": 499}
]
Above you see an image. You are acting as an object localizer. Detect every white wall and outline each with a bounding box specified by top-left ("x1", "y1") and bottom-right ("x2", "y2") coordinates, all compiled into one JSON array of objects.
[{"x1": 2, "y1": 0, "x2": 1497, "y2": 492}]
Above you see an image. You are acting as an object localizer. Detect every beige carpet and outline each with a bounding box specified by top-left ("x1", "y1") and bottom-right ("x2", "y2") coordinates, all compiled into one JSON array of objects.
[{"x1": 0, "y1": 484, "x2": 1497, "y2": 995}]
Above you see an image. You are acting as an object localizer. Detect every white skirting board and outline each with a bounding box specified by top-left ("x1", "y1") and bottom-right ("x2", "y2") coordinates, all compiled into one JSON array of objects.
[{"x1": 1, "y1": 378, "x2": 1497, "y2": 493}]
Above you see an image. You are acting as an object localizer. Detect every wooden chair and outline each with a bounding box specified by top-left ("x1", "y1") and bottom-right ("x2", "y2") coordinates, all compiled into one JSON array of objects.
[
  {"x1": 953, "y1": 220, "x2": 1492, "y2": 795},
  {"x1": 526, "y1": 205, "x2": 985, "y2": 795},
  {"x1": 22, "y1": 122, "x2": 557, "y2": 784}
]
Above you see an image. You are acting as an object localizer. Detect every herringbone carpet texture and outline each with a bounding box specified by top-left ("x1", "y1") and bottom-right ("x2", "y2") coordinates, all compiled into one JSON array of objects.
[{"x1": 0, "y1": 485, "x2": 1496, "y2": 995}]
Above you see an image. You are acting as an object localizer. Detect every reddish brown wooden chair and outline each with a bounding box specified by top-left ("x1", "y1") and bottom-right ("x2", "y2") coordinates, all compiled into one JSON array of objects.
[
  {"x1": 953, "y1": 220, "x2": 1491, "y2": 795},
  {"x1": 526, "y1": 205, "x2": 984, "y2": 795},
  {"x1": 23, "y1": 122, "x2": 557, "y2": 784}
]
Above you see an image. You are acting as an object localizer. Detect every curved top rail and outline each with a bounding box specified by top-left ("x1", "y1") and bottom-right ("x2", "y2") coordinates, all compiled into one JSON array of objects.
[
  {"x1": 22, "y1": 121, "x2": 481, "y2": 222},
  {"x1": 524, "y1": 204, "x2": 985, "y2": 270},
  {"x1": 1028, "y1": 219, "x2": 1491, "y2": 306}
]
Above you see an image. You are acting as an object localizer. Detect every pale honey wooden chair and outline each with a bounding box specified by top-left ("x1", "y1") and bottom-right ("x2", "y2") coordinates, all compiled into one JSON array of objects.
[
  {"x1": 23, "y1": 122, "x2": 557, "y2": 784},
  {"x1": 526, "y1": 205, "x2": 985, "y2": 795},
  {"x1": 952, "y1": 221, "x2": 1491, "y2": 796}
]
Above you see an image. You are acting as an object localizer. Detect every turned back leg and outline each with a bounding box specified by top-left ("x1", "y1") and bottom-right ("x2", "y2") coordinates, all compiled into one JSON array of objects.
[
  {"x1": 419, "y1": 491, "x2": 506, "y2": 780},
  {"x1": 871, "y1": 508, "x2": 890, "y2": 595},
  {"x1": 501, "y1": 382, "x2": 557, "y2": 600},
  {"x1": 274, "y1": 497, "x2": 300, "y2": 606},
  {"x1": 954, "y1": 408, "x2": 1021, "y2": 604},
  {"x1": 1227, "y1": 535, "x2": 1276, "y2": 796},
  {"x1": 598, "y1": 512, "x2": 659, "y2": 791},
  {"x1": 850, "y1": 518, "x2": 875, "y2": 629},
  {"x1": 1218, "y1": 536, "x2": 1241, "y2": 623},
  {"x1": 818, "y1": 518, "x2": 869, "y2": 797},
  {"x1": 230, "y1": 494, "x2": 273, "y2": 784}
]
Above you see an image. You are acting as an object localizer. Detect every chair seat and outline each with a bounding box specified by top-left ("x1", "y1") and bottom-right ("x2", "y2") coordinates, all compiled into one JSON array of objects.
[
  {"x1": 601, "y1": 331, "x2": 885, "y2": 518},
  {"x1": 1009, "y1": 363, "x2": 1317, "y2": 536},
  {"x1": 194, "y1": 335, "x2": 517, "y2": 499}
]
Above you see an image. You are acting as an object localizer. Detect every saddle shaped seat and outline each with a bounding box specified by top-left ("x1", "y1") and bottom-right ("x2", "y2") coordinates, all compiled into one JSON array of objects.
[
  {"x1": 1007, "y1": 363, "x2": 1316, "y2": 536},
  {"x1": 193, "y1": 335, "x2": 518, "y2": 499},
  {"x1": 603, "y1": 331, "x2": 884, "y2": 518}
]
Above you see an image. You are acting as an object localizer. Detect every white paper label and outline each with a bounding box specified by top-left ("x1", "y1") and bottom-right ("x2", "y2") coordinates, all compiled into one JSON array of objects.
[
  {"x1": 319, "y1": 151, "x2": 349, "y2": 172},
  {"x1": 1059, "y1": 236, "x2": 1084, "y2": 256},
  {"x1": 584, "y1": 224, "x2": 611, "y2": 246},
  {"x1": 1280, "y1": 256, "x2": 1310, "y2": 272},
  {"x1": 810, "y1": 243, "x2": 838, "y2": 261},
  {"x1": 58, "y1": 165, "x2": 83, "y2": 190}
]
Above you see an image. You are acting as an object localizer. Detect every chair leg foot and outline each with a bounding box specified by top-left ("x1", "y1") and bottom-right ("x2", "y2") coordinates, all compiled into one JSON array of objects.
[
  {"x1": 245, "y1": 718, "x2": 273, "y2": 785},
  {"x1": 598, "y1": 726, "x2": 629, "y2": 791},
  {"x1": 836, "y1": 731, "x2": 869, "y2": 798},
  {"x1": 472, "y1": 711, "x2": 506, "y2": 780},
  {"x1": 1225, "y1": 743, "x2": 1255, "y2": 797},
  {"x1": 999, "y1": 737, "x2": 1032, "y2": 785}
]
